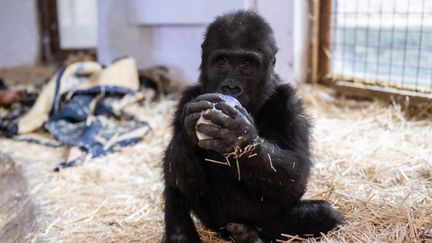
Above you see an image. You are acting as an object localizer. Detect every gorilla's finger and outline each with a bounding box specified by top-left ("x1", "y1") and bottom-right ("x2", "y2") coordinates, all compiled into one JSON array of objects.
[
  {"x1": 185, "y1": 112, "x2": 202, "y2": 125},
  {"x1": 202, "y1": 109, "x2": 238, "y2": 129},
  {"x1": 185, "y1": 100, "x2": 214, "y2": 115},
  {"x1": 196, "y1": 123, "x2": 222, "y2": 138},
  {"x1": 195, "y1": 93, "x2": 225, "y2": 103},
  {"x1": 234, "y1": 105, "x2": 254, "y2": 123},
  {"x1": 234, "y1": 105, "x2": 249, "y2": 116},
  {"x1": 184, "y1": 113, "x2": 202, "y2": 136},
  {"x1": 215, "y1": 102, "x2": 239, "y2": 118},
  {"x1": 197, "y1": 139, "x2": 227, "y2": 152}
]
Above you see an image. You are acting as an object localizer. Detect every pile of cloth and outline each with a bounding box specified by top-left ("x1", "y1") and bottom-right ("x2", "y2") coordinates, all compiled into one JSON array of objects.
[{"x1": 0, "y1": 57, "x2": 174, "y2": 170}]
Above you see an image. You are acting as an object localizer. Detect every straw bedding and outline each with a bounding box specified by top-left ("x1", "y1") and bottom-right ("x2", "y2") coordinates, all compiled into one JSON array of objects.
[{"x1": 0, "y1": 83, "x2": 431, "y2": 242}]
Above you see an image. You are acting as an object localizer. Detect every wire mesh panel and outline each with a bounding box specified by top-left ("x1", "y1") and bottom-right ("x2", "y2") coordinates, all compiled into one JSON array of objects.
[{"x1": 331, "y1": 0, "x2": 432, "y2": 94}]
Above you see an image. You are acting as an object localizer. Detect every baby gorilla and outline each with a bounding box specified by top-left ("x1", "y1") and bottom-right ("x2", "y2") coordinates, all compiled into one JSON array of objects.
[{"x1": 162, "y1": 10, "x2": 343, "y2": 242}]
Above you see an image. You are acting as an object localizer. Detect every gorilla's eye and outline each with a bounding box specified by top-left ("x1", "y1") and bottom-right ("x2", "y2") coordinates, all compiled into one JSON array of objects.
[
  {"x1": 241, "y1": 60, "x2": 253, "y2": 68},
  {"x1": 240, "y1": 59, "x2": 254, "y2": 73},
  {"x1": 216, "y1": 57, "x2": 228, "y2": 66}
]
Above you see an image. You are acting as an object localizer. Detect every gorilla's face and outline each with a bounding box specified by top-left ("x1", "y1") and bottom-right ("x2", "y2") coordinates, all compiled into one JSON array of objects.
[
  {"x1": 199, "y1": 11, "x2": 279, "y2": 113},
  {"x1": 204, "y1": 48, "x2": 264, "y2": 108}
]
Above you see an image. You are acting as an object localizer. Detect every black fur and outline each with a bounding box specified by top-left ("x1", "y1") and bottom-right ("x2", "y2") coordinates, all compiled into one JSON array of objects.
[{"x1": 162, "y1": 10, "x2": 342, "y2": 243}]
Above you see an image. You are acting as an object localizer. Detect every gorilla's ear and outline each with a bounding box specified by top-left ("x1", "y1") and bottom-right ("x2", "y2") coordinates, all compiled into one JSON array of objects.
[{"x1": 272, "y1": 57, "x2": 276, "y2": 66}]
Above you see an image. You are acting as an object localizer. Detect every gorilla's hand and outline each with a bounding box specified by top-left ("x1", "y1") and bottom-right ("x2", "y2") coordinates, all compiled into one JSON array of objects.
[
  {"x1": 195, "y1": 95, "x2": 258, "y2": 154},
  {"x1": 183, "y1": 93, "x2": 225, "y2": 144}
]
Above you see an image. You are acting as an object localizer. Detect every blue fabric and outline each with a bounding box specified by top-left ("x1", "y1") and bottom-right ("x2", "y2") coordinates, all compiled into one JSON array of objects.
[
  {"x1": 74, "y1": 86, "x2": 134, "y2": 95},
  {"x1": 50, "y1": 94, "x2": 93, "y2": 122},
  {"x1": 2, "y1": 63, "x2": 151, "y2": 170},
  {"x1": 0, "y1": 79, "x2": 7, "y2": 89},
  {"x1": 45, "y1": 119, "x2": 102, "y2": 149},
  {"x1": 14, "y1": 137, "x2": 63, "y2": 148},
  {"x1": 94, "y1": 97, "x2": 116, "y2": 115},
  {"x1": 50, "y1": 65, "x2": 67, "y2": 116},
  {"x1": 54, "y1": 156, "x2": 85, "y2": 171},
  {"x1": 0, "y1": 81, "x2": 37, "y2": 137},
  {"x1": 46, "y1": 84, "x2": 149, "y2": 169}
]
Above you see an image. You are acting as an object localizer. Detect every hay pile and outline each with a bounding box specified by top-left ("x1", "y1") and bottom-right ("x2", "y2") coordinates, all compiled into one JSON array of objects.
[{"x1": 0, "y1": 84, "x2": 431, "y2": 242}]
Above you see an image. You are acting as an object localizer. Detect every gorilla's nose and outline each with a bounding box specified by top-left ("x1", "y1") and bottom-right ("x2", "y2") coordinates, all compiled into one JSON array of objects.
[{"x1": 221, "y1": 85, "x2": 242, "y2": 96}]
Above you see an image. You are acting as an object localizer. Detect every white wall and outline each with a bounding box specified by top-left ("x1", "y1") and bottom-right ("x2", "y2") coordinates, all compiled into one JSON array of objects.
[
  {"x1": 257, "y1": 0, "x2": 294, "y2": 83},
  {"x1": 97, "y1": 0, "x2": 298, "y2": 84},
  {"x1": 0, "y1": 0, "x2": 40, "y2": 67},
  {"x1": 98, "y1": 0, "x2": 206, "y2": 84},
  {"x1": 58, "y1": 0, "x2": 98, "y2": 49},
  {"x1": 293, "y1": 0, "x2": 311, "y2": 83},
  {"x1": 0, "y1": 0, "x2": 309, "y2": 84}
]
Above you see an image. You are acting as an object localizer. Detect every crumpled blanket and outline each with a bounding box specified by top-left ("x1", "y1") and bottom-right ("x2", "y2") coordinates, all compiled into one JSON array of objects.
[{"x1": 2, "y1": 57, "x2": 161, "y2": 170}]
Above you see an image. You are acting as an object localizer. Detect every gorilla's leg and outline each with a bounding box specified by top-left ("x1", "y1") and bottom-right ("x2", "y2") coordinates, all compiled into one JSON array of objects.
[
  {"x1": 225, "y1": 223, "x2": 264, "y2": 243},
  {"x1": 164, "y1": 187, "x2": 201, "y2": 243},
  {"x1": 260, "y1": 200, "x2": 343, "y2": 240}
]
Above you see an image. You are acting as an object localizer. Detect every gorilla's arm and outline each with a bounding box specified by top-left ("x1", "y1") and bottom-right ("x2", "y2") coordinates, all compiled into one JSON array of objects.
[
  {"x1": 197, "y1": 85, "x2": 311, "y2": 205},
  {"x1": 232, "y1": 135, "x2": 310, "y2": 205},
  {"x1": 163, "y1": 86, "x2": 205, "y2": 243},
  {"x1": 240, "y1": 85, "x2": 311, "y2": 205}
]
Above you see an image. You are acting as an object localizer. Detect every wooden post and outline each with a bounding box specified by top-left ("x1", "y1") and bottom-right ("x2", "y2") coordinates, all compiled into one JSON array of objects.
[
  {"x1": 308, "y1": 0, "x2": 320, "y2": 83},
  {"x1": 38, "y1": 0, "x2": 60, "y2": 63},
  {"x1": 317, "y1": 0, "x2": 333, "y2": 83}
]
